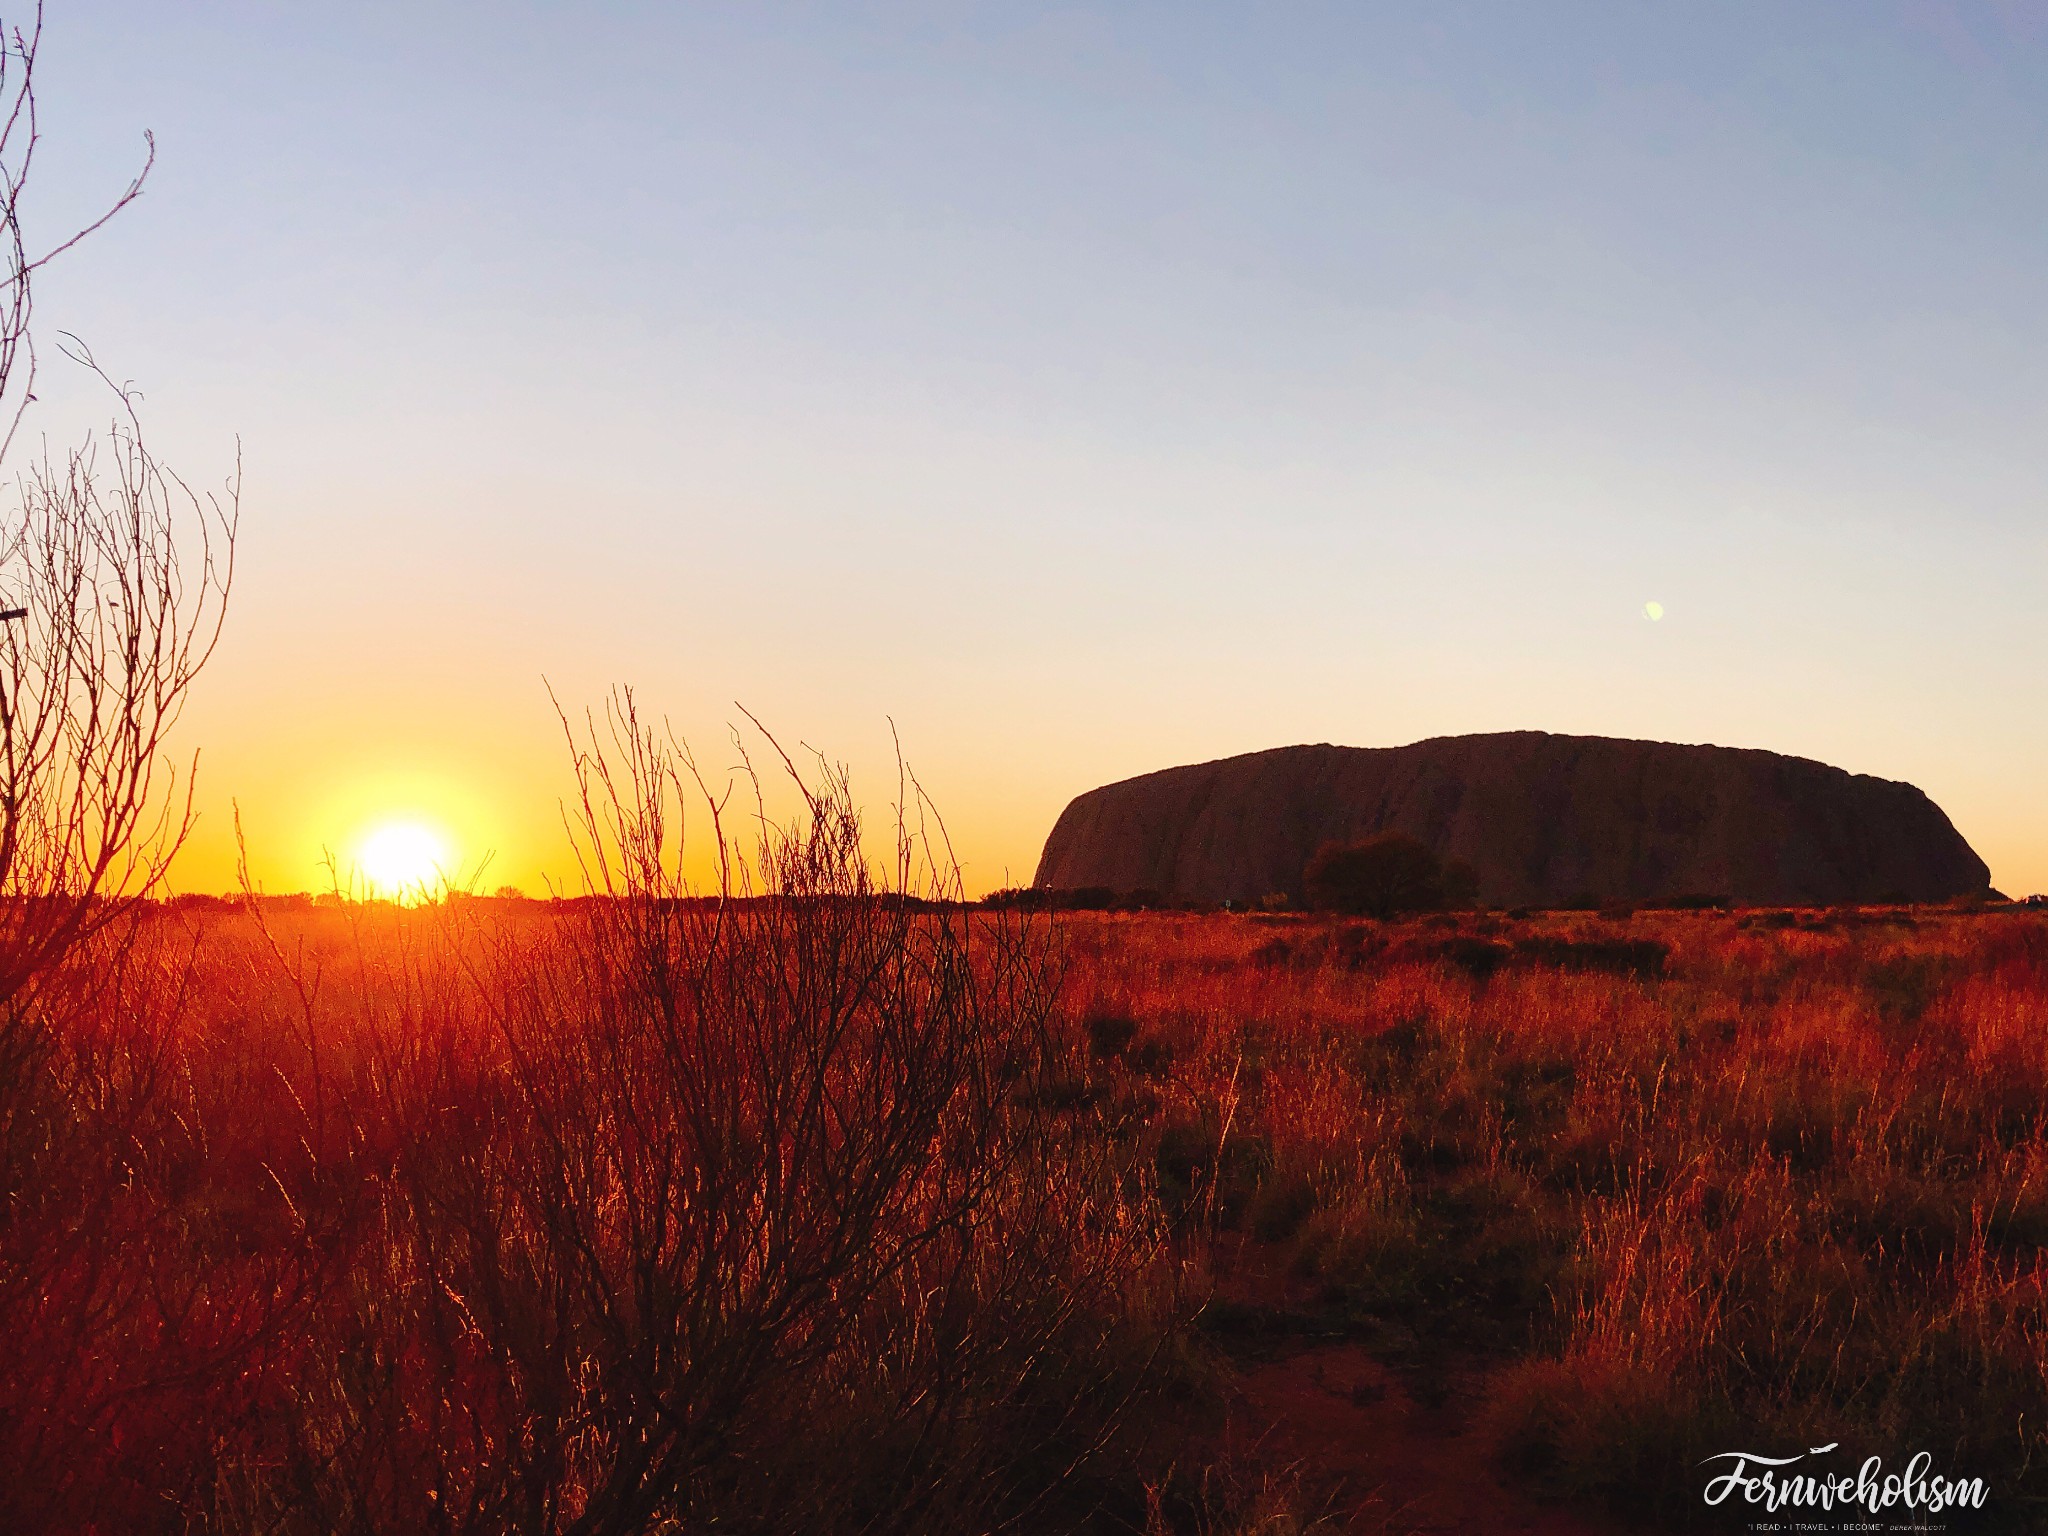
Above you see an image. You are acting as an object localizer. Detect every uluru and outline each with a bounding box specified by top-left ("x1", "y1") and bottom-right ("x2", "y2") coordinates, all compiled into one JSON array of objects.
[{"x1": 1033, "y1": 732, "x2": 1991, "y2": 908}]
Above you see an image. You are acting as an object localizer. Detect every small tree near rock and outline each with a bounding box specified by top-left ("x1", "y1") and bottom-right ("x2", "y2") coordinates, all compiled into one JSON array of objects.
[{"x1": 1305, "y1": 832, "x2": 1452, "y2": 918}]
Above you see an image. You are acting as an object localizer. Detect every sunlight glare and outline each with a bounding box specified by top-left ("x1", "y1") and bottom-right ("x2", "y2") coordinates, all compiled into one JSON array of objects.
[{"x1": 358, "y1": 819, "x2": 453, "y2": 901}]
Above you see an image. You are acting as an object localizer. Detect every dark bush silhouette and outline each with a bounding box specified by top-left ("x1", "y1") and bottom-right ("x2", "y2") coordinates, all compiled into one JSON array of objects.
[
  {"x1": 1513, "y1": 936, "x2": 1669, "y2": 981},
  {"x1": 0, "y1": 20, "x2": 244, "y2": 1531},
  {"x1": 1423, "y1": 935, "x2": 1515, "y2": 981},
  {"x1": 1303, "y1": 832, "x2": 1447, "y2": 918}
]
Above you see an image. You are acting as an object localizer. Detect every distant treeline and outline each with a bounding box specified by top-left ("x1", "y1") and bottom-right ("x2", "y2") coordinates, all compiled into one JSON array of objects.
[
  {"x1": 146, "y1": 891, "x2": 966, "y2": 915},
  {"x1": 139, "y1": 886, "x2": 2034, "y2": 918},
  {"x1": 981, "y1": 886, "x2": 1199, "y2": 912}
]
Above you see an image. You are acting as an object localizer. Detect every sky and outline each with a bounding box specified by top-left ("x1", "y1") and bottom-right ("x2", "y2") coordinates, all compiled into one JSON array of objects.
[{"x1": 16, "y1": 1, "x2": 2048, "y2": 897}]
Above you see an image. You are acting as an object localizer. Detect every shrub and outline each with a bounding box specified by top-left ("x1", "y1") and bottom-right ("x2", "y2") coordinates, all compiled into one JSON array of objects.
[
  {"x1": 0, "y1": 30, "x2": 239, "y2": 1526},
  {"x1": 1302, "y1": 833, "x2": 1446, "y2": 918},
  {"x1": 1512, "y1": 936, "x2": 1669, "y2": 981},
  {"x1": 240, "y1": 698, "x2": 1178, "y2": 1535},
  {"x1": 1088, "y1": 1012, "x2": 1141, "y2": 1059}
]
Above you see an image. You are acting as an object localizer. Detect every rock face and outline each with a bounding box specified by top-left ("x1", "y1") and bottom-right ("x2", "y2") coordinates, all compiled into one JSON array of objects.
[{"x1": 1033, "y1": 733, "x2": 1990, "y2": 907}]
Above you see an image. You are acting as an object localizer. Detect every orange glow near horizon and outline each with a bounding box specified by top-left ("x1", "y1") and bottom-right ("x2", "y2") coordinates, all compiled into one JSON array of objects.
[
  {"x1": 158, "y1": 696, "x2": 1070, "y2": 904},
  {"x1": 173, "y1": 747, "x2": 538, "y2": 902}
]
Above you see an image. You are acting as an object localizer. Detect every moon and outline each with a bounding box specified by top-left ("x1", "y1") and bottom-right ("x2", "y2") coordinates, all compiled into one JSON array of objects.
[{"x1": 1643, "y1": 600, "x2": 1665, "y2": 621}]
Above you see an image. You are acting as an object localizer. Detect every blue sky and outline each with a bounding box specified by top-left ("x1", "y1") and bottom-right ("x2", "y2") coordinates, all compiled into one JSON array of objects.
[{"x1": 22, "y1": 1, "x2": 2048, "y2": 894}]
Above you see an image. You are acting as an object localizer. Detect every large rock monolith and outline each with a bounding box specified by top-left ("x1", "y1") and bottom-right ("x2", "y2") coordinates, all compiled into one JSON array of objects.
[{"x1": 1032, "y1": 733, "x2": 1989, "y2": 907}]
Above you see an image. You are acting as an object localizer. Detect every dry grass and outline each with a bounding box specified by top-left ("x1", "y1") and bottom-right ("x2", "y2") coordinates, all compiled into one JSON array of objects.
[
  {"x1": 6, "y1": 896, "x2": 2046, "y2": 1531},
  {"x1": 1064, "y1": 904, "x2": 2048, "y2": 1528}
]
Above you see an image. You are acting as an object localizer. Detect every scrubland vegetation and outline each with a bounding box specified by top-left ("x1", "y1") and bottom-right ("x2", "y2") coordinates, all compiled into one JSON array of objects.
[
  {"x1": 7, "y1": 863, "x2": 2048, "y2": 1531},
  {"x1": 0, "y1": 714, "x2": 1181, "y2": 1534},
  {"x1": 1068, "y1": 902, "x2": 2048, "y2": 1531}
]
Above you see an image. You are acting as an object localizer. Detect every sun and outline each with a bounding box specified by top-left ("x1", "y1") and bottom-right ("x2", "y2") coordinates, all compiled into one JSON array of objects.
[{"x1": 357, "y1": 819, "x2": 454, "y2": 901}]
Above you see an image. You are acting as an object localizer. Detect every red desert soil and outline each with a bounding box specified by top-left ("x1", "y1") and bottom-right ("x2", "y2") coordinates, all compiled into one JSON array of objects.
[{"x1": 1208, "y1": 1241, "x2": 1638, "y2": 1536}]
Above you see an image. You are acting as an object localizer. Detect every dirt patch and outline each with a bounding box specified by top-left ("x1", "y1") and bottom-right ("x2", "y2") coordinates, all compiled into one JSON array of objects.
[
  {"x1": 1232, "y1": 1344, "x2": 1638, "y2": 1534},
  {"x1": 1207, "y1": 1241, "x2": 1639, "y2": 1535}
]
